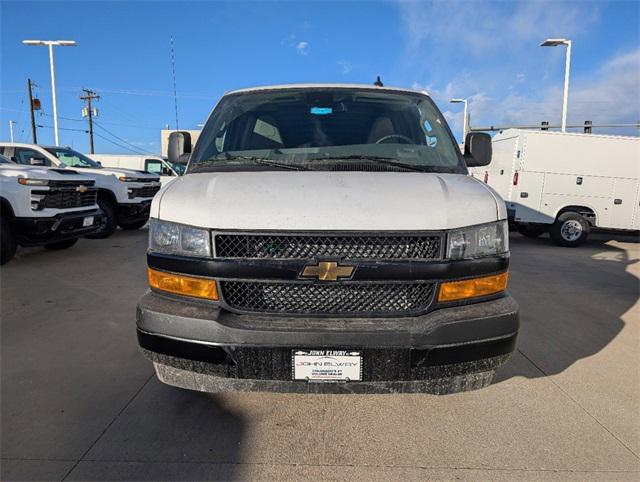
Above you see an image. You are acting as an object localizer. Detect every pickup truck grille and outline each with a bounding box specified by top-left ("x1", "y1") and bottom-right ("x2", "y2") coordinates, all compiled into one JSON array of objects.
[
  {"x1": 221, "y1": 281, "x2": 435, "y2": 316},
  {"x1": 215, "y1": 233, "x2": 442, "y2": 260},
  {"x1": 128, "y1": 185, "x2": 161, "y2": 199},
  {"x1": 33, "y1": 184, "x2": 97, "y2": 210}
]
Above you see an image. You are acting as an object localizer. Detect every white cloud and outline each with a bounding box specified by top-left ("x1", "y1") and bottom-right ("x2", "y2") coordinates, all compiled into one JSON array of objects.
[
  {"x1": 415, "y1": 49, "x2": 640, "y2": 136},
  {"x1": 397, "y1": 0, "x2": 599, "y2": 56},
  {"x1": 296, "y1": 41, "x2": 309, "y2": 56},
  {"x1": 338, "y1": 60, "x2": 352, "y2": 75}
]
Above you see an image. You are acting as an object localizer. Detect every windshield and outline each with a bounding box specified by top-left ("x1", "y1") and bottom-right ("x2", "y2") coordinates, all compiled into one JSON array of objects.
[
  {"x1": 45, "y1": 147, "x2": 102, "y2": 168},
  {"x1": 189, "y1": 88, "x2": 465, "y2": 173},
  {"x1": 0, "y1": 154, "x2": 12, "y2": 164},
  {"x1": 167, "y1": 160, "x2": 186, "y2": 175}
]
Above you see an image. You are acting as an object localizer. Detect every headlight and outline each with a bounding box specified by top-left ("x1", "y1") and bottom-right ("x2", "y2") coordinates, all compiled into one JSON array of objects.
[
  {"x1": 447, "y1": 220, "x2": 508, "y2": 259},
  {"x1": 18, "y1": 178, "x2": 49, "y2": 186},
  {"x1": 149, "y1": 219, "x2": 212, "y2": 258}
]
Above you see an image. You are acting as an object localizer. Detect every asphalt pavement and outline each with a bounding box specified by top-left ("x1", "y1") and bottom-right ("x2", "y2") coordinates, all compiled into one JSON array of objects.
[{"x1": 1, "y1": 228, "x2": 638, "y2": 481}]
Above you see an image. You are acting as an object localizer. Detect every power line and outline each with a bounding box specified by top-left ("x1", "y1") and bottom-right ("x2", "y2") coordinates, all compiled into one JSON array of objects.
[
  {"x1": 36, "y1": 124, "x2": 89, "y2": 133},
  {"x1": 92, "y1": 120, "x2": 154, "y2": 154},
  {"x1": 93, "y1": 132, "x2": 148, "y2": 154}
]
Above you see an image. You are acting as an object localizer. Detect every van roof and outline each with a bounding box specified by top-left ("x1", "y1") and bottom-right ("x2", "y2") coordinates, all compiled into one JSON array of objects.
[{"x1": 225, "y1": 83, "x2": 430, "y2": 97}]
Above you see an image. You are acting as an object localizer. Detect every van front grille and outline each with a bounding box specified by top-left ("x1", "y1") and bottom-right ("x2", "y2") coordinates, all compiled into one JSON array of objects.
[
  {"x1": 215, "y1": 233, "x2": 442, "y2": 260},
  {"x1": 221, "y1": 281, "x2": 435, "y2": 316}
]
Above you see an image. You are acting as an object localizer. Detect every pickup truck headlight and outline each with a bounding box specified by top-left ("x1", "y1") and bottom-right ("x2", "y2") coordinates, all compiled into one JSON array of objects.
[
  {"x1": 18, "y1": 178, "x2": 49, "y2": 186},
  {"x1": 149, "y1": 219, "x2": 211, "y2": 258},
  {"x1": 447, "y1": 220, "x2": 508, "y2": 259}
]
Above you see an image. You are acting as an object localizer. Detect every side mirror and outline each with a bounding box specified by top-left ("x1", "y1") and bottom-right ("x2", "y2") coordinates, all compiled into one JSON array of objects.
[
  {"x1": 168, "y1": 131, "x2": 192, "y2": 165},
  {"x1": 463, "y1": 132, "x2": 492, "y2": 167},
  {"x1": 29, "y1": 157, "x2": 45, "y2": 166},
  {"x1": 96, "y1": 161, "x2": 103, "y2": 166}
]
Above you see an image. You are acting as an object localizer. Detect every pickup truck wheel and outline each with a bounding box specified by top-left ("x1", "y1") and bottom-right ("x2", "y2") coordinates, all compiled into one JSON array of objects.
[
  {"x1": 516, "y1": 223, "x2": 547, "y2": 238},
  {"x1": 86, "y1": 199, "x2": 118, "y2": 239},
  {"x1": 1, "y1": 217, "x2": 17, "y2": 265},
  {"x1": 118, "y1": 219, "x2": 148, "y2": 230},
  {"x1": 550, "y1": 212, "x2": 590, "y2": 247}
]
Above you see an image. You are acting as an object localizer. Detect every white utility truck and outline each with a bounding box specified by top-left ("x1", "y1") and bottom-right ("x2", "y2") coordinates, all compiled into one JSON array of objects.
[
  {"x1": 0, "y1": 144, "x2": 161, "y2": 238},
  {"x1": 90, "y1": 154, "x2": 183, "y2": 185},
  {"x1": 136, "y1": 83, "x2": 519, "y2": 395},
  {"x1": 0, "y1": 154, "x2": 102, "y2": 264},
  {"x1": 470, "y1": 129, "x2": 640, "y2": 246}
]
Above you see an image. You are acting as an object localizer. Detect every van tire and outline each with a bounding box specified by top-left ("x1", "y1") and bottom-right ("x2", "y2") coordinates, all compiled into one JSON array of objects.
[
  {"x1": 1, "y1": 216, "x2": 17, "y2": 265},
  {"x1": 118, "y1": 219, "x2": 148, "y2": 230},
  {"x1": 86, "y1": 199, "x2": 118, "y2": 239},
  {"x1": 44, "y1": 238, "x2": 79, "y2": 250},
  {"x1": 550, "y1": 212, "x2": 590, "y2": 247},
  {"x1": 516, "y1": 223, "x2": 547, "y2": 238}
]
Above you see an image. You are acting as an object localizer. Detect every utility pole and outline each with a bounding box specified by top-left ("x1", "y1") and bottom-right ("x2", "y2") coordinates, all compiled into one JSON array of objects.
[
  {"x1": 27, "y1": 78, "x2": 38, "y2": 143},
  {"x1": 80, "y1": 88, "x2": 99, "y2": 154},
  {"x1": 9, "y1": 120, "x2": 15, "y2": 143}
]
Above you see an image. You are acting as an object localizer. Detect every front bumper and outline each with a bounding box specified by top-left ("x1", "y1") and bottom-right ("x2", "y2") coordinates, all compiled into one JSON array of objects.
[
  {"x1": 117, "y1": 200, "x2": 151, "y2": 223},
  {"x1": 137, "y1": 291, "x2": 519, "y2": 393},
  {"x1": 13, "y1": 208, "x2": 104, "y2": 246}
]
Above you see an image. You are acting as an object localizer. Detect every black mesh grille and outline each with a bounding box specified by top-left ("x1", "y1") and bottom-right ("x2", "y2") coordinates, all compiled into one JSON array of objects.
[
  {"x1": 215, "y1": 234, "x2": 441, "y2": 260},
  {"x1": 34, "y1": 187, "x2": 97, "y2": 209},
  {"x1": 221, "y1": 281, "x2": 434, "y2": 316},
  {"x1": 129, "y1": 185, "x2": 161, "y2": 199}
]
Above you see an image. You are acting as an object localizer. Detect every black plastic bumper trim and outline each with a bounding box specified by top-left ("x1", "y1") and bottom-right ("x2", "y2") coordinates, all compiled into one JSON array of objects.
[
  {"x1": 147, "y1": 252, "x2": 509, "y2": 282},
  {"x1": 13, "y1": 208, "x2": 103, "y2": 246}
]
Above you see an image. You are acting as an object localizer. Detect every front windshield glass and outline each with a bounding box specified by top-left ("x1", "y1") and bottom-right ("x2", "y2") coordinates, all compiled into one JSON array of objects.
[
  {"x1": 45, "y1": 147, "x2": 102, "y2": 168},
  {"x1": 0, "y1": 154, "x2": 12, "y2": 164},
  {"x1": 189, "y1": 88, "x2": 465, "y2": 173}
]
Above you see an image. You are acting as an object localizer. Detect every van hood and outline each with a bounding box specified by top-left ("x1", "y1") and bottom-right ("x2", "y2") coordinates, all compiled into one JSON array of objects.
[{"x1": 154, "y1": 171, "x2": 504, "y2": 231}]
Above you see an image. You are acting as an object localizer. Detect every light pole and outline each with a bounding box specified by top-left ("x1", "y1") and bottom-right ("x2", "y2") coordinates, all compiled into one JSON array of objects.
[
  {"x1": 9, "y1": 120, "x2": 15, "y2": 143},
  {"x1": 22, "y1": 39, "x2": 77, "y2": 145},
  {"x1": 540, "y1": 38, "x2": 572, "y2": 132},
  {"x1": 449, "y1": 98, "x2": 468, "y2": 142}
]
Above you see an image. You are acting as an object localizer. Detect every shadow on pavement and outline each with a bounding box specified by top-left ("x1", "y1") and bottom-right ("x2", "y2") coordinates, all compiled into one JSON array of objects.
[{"x1": 495, "y1": 231, "x2": 639, "y2": 383}]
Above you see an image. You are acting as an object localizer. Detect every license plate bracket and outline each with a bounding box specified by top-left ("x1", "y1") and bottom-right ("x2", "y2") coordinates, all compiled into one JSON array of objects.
[{"x1": 292, "y1": 349, "x2": 362, "y2": 382}]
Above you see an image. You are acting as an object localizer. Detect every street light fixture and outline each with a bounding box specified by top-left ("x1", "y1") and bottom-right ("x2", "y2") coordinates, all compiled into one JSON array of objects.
[
  {"x1": 540, "y1": 38, "x2": 572, "y2": 132},
  {"x1": 449, "y1": 98, "x2": 468, "y2": 143},
  {"x1": 22, "y1": 39, "x2": 77, "y2": 145}
]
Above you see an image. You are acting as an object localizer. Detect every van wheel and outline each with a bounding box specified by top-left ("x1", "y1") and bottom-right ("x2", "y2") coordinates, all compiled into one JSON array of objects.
[
  {"x1": 1, "y1": 216, "x2": 17, "y2": 265},
  {"x1": 44, "y1": 238, "x2": 78, "y2": 250},
  {"x1": 516, "y1": 223, "x2": 547, "y2": 238},
  {"x1": 550, "y1": 212, "x2": 590, "y2": 247},
  {"x1": 118, "y1": 219, "x2": 148, "y2": 230},
  {"x1": 86, "y1": 199, "x2": 118, "y2": 239}
]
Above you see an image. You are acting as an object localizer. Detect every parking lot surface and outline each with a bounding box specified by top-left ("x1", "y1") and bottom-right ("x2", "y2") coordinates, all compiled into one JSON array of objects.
[{"x1": 1, "y1": 229, "x2": 639, "y2": 481}]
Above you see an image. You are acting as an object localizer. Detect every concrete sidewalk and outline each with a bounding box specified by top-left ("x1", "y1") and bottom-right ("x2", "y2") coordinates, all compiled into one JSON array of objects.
[{"x1": 1, "y1": 230, "x2": 638, "y2": 481}]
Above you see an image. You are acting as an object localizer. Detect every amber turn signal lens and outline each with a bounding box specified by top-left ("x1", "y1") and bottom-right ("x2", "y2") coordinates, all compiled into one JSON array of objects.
[
  {"x1": 438, "y1": 272, "x2": 509, "y2": 302},
  {"x1": 148, "y1": 268, "x2": 219, "y2": 300}
]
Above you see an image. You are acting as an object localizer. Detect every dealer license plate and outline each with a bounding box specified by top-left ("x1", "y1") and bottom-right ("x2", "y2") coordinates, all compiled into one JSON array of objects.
[
  {"x1": 83, "y1": 216, "x2": 94, "y2": 227},
  {"x1": 292, "y1": 350, "x2": 362, "y2": 382}
]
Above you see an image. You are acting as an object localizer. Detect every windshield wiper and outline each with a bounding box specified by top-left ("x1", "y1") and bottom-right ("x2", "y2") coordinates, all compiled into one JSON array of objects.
[
  {"x1": 194, "y1": 153, "x2": 310, "y2": 171},
  {"x1": 309, "y1": 155, "x2": 426, "y2": 172}
]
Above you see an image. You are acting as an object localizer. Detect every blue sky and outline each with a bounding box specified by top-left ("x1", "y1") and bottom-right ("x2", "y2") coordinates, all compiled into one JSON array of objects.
[{"x1": 1, "y1": 0, "x2": 638, "y2": 154}]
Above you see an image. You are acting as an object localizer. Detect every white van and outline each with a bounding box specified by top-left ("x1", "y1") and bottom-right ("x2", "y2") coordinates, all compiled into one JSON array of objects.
[
  {"x1": 471, "y1": 129, "x2": 640, "y2": 246},
  {"x1": 136, "y1": 83, "x2": 519, "y2": 395},
  {"x1": 90, "y1": 154, "x2": 183, "y2": 185}
]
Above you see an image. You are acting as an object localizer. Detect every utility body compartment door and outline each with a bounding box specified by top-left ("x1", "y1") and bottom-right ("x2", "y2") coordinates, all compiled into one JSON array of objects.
[{"x1": 610, "y1": 178, "x2": 639, "y2": 229}]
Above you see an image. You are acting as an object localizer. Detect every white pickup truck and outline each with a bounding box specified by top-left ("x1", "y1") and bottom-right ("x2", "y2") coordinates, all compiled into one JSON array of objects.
[
  {"x1": 90, "y1": 154, "x2": 183, "y2": 185},
  {"x1": 0, "y1": 144, "x2": 161, "y2": 238},
  {"x1": 137, "y1": 83, "x2": 519, "y2": 394},
  {"x1": 0, "y1": 154, "x2": 102, "y2": 264}
]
